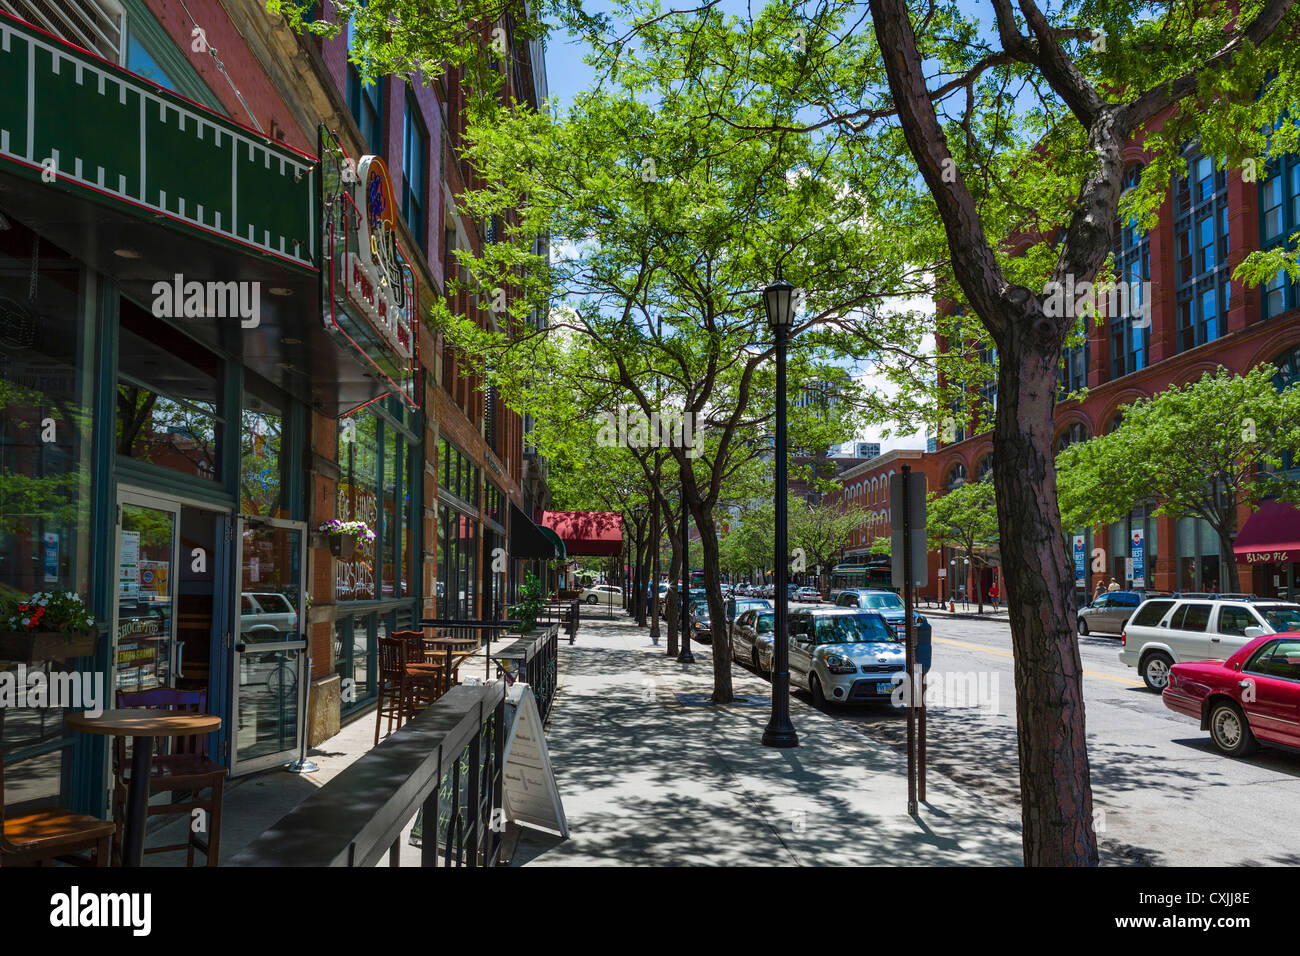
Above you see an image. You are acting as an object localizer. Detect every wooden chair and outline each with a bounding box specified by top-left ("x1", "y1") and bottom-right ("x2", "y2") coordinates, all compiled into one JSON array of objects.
[
  {"x1": 376, "y1": 635, "x2": 406, "y2": 744},
  {"x1": 112, "y1": 689, "x2": 228, "y2": 867},
  {"x1": 1, "y1": 749, "x2": 115, "y2": 867},
  {"x1": 393, "y1": 630, "x2": 445, "y2": 720}
]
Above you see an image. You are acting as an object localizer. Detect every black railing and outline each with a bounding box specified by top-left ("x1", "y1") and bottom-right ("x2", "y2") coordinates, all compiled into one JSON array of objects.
[
  {"x1": 419, "y1": 619, "x2": 517, "y2": 682},
  {"x1": 228, "y1": 683, "x2": 506, "y2": 867},
  {"x1": 541, "y1": 598, "x2": 580, "y2": 644},
  {"x1": 490, "y1": 624, "x2": 560, "y2": 720}
]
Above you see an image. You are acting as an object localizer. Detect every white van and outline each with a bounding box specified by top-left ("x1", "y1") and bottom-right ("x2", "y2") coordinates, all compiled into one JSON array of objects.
[{"x1": 1119, "y1": 596, "x2": 1300, "y2": 690}]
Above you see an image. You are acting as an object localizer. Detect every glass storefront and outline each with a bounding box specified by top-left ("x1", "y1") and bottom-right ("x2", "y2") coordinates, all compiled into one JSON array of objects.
[{"x1": 0, "y1": 217, "x2": 95, "y2": 810}]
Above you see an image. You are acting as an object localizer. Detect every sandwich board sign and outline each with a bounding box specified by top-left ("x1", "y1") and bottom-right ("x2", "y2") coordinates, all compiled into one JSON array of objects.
[{"x1": 503, "y1": 683, "x2": 568, "y2": 837}]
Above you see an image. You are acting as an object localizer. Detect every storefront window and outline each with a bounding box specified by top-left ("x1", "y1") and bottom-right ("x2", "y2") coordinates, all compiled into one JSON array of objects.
[
  {"x1": 241, "y1": 375, "x2": 290, "y2": 518},
  {"x1": 337, "y1": 410, "x2": 378, "y2": 601},
  {"x1": 0, "y1": 216, "x2": 94, "y2": 811},
  {"x1": 116, "y1": 301, "x2": 223, "y2": 482},
  {"x1": 437, "y1": 504, "x2": 478, "y2": 620},
  {"x1": 0, "y1": 217, "x2": 94, "y2": 603}
]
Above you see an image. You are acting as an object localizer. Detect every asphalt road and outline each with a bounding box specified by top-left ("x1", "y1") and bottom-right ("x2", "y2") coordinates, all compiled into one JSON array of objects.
[{"x1": 749, "y1": 601, "x2": 1300, "y2": 866}]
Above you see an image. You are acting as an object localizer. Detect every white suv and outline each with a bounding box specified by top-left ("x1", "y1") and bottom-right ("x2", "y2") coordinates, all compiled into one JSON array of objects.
[{"x1": 1119, "y1": 595, "x2": 1300, "y2": 691}]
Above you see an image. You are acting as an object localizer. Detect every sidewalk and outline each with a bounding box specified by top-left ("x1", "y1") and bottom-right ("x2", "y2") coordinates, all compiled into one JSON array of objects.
[{"x1": 513, "y1": 613, "x2": 1023, "y2": 866}]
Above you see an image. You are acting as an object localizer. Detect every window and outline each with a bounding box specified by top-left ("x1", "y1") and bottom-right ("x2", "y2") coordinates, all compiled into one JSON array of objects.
[
  {"x1": 336, "y1": 410, "x2": 379, "y2": 601},
  {"x1": 1258, "y1": 153, "x2": 1300, "y2": 319},
  {"x1": 3, "y1": 0, "x2": 124, "y2": 62},
  {"x1": 347, "y1": 14, "x2": 384, "y2": 155},
  {"x1": 240, "y1": 375, "x2": 290, "y2": 518},
  {"x1": 116, "y1": 300, "x2": 223, "y2": 482},
  {"x1": 1178, "y1": 603, "x2": 1213, "y2": 632},
  {"x1": 975, "y1": 455, "x2": 993, "y2": 482},
  {"x1": 1058, "y1": 334, "x2": 1089, "y2": 397},
  {"x1": 1056, "y1": 422, "x2": 1089, "y2": 455},
  {"x1": 1110, "y1": 178, "x2": 1151, "y2": 379},
  {"x1": 945, "y1": 463, "x2": 967, "y2": 490},
  {"x1": 1217, "y1": 605, "x2": 1261, "y2": 637},
  {"x1": 1244, "y1": 639, "x2": 1300, "y2": 680},
  {"x1": 1174, "y1": 148, "x2": 1231, "y2": 351},
  {"x1": 402, "y1": 94, "x2": 428, "y2": 250}
]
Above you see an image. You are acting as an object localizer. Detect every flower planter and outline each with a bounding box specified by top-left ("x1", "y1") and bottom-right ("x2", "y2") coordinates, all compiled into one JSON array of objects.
[
  {"x1": 328, "y1": 534, "x2": 357, "y2": 560},
  {"x1": 0, "y1": 630, "x2": 98, "y2": 663}
]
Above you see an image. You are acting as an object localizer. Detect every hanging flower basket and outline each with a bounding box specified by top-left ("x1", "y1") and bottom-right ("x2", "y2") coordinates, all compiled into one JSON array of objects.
[
  {"x1": 319, "y1": 520, "x2": 375, "y2": 559},
  {"x1": 0, "y1": 591, "x2": 97, "y2": 662}
]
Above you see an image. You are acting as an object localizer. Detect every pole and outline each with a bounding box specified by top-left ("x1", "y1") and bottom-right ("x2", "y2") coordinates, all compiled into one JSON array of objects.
[
  {"x1": 677, "y1": 479, "x2": 694, "y2": 663},
  {"x1": 286, "y1": 653, "x2": 318, "y2": 773},
  {"x1": 637, "y1": 518, "x2": 647, "y2": 627},
  {"x1": 903, "y1": 464, "x2": 918, "y2": 814},
  {"x1": 763, "y1": 320, "x2": 797, "y2": 747}
]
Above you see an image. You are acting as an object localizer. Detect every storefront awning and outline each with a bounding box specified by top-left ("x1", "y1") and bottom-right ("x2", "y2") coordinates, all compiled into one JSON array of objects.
[
  {"x1": 1234, "y1": 500, "x2": 1300, "y2": 564},
  {"x1": 539, "y1": 510, "x2": 624, "y2": 556},
  {"x1": 510, "y1": 502, "x2": 560, "y2": 559}
]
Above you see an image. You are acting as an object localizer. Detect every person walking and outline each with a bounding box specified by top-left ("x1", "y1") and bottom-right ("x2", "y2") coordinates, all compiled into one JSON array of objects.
[
  {"x1": 989, "y1": 582, "x2": 1000, "y2": 611},
  {"x1": 1093, "y1": 580, "x2": 1106, "y2": 600},
  {"x1": 1107, "y1": 579, "x2": 1122, "y2": 592}
]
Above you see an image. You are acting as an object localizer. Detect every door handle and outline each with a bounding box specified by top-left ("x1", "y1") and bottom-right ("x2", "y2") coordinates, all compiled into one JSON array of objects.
[
  {"x1": 174, "y1": 639, "x2": 185, "y2": 679},
  {"x1": 1211, "y1": 636, "x2": 1221, "y2": 643},
  {"x1": 235, "y1": 643, "x2": 247, "y2": 653},
  {"x1": 1238, "y1": 680, "x2": 1253, "y2": 690}
]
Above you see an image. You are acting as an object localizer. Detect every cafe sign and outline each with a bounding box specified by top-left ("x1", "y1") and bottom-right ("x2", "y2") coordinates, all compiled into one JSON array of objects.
[{"x1": 319, "y1": 125, "x2": 419, "y2": 408}]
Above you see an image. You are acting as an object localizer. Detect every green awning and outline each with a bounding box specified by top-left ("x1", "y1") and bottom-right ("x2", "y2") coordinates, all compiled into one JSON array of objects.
[{"x1": 538, "y1": 525, "x2": 566, "y2": 559}]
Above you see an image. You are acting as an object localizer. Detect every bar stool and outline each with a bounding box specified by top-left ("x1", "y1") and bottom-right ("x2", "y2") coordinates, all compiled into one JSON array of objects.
[{"x1": 393, "y1": 630, "x2": 444, "y2": 720}]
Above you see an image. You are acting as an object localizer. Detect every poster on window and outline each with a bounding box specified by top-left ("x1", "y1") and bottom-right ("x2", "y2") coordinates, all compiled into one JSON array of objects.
[
  {"x1": 1131, "y1": 529, "x2": 1145, "y2": 587},
  {"x1": 119, "y1": 530, "x2": 140, "y2": 599},
  {"x1": 43, "y1": 532, "x2": 59, "y2": 583}
]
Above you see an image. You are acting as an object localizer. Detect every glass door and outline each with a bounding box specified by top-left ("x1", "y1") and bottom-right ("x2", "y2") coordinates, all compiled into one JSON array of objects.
[
  {"x1": 232, "y1": 517, "x2": 307, "y2": 775},
  {"x1": 113, "y1": 493, "x2": 179, "y2": 695}
]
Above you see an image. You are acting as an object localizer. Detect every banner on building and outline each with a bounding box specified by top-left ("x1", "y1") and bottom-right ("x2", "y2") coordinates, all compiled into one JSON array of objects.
[
  {"x1": 1073, "y1": 535, "x2": 1086, "y2": 584},
  {"x1": 1132, "y1": 529, "x2": 1145, "y2": 588}
]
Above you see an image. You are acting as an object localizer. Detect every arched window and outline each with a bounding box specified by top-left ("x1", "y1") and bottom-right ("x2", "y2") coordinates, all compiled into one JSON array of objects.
[
  {"x1": 1056, "y1": 422, "x2": 1090, "y2": 455},
  {"x1": 946, "y1": 463, "x2": 967, "y2": 490},
  {"x1": 1106, "y1": 411, "x2": 1125, "y2": 434},
  {"x1": 975, "y1": 455, "x2": 994, "y2": 482}
]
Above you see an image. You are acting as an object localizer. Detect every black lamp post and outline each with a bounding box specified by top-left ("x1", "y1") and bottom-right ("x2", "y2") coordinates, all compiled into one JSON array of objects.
[
  {"x1": 650, "y1": 496, "x2": 661, "y2": 645},
  {"x1": 762, "y1": 277, "x2": 798, "y2": 748},
  {"x1": 677, "y1": 480, "x2": 694, "y2": 664},
  {"x1": 634, "y1": 504, "x2": 646, "y2": 626}
]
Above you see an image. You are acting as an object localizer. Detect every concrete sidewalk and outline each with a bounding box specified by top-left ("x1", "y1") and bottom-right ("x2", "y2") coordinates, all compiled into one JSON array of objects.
[{"x1": 514, "y1": 614, "x2": 1023, "y2": 866}]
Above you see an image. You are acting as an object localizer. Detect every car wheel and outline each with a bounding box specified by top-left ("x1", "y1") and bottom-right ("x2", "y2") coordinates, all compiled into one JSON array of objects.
[
  {"x1": 1208, "y1": 700, "x2": 1258, "y2": 757},
  {"x1": 586, "y1": 594, "x2": 598, "y2": 605},
  {"x1": 1076, "y1": 618, "x2": 1089, "y2": 636},
  {"x1": 1140, "y1": 651, "x2": 1174, "y2": 692},
  {"x1": 809, "y1": 673, "x2": 826, "y2": 709}
]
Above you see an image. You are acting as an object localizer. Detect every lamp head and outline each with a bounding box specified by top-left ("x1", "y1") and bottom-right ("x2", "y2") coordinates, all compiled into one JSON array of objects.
[{"x1": 763, "y1": 279, "x2": 796, "y2": 329}]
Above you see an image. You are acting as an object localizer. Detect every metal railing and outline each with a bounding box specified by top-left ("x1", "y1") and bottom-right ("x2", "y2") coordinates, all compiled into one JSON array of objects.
[
  {"x1": 491, "y1": 624, "x2": 559, "y2": 721},
  {"x1": 419, "y1": 619, "x2": 517, "y2": 682},
  {"x1": 228, "y1": 683, "x2": 506, "y2": 867},
  {"x1": 541, "y1": 598, "x2": 580, "y2": 644}
]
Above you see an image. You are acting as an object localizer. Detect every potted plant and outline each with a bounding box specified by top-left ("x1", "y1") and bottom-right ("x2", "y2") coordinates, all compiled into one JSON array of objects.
[
  {"x1": 0, "y1": 591, "x2": 97, "y2": 662},
  {"x1": 513, "y1": 572, "x2": 546, "y2": 634},
  {"x1": 319, "y1": 520, "x2": 375, "y2": 559}
]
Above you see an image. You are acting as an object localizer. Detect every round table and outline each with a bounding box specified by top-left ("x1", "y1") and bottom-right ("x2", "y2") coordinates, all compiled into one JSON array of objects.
[{"x1": 65, "y1": 709, "x2": 222, "y2": 867}]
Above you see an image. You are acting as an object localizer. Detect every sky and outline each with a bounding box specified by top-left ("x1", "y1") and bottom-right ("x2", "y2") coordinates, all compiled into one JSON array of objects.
[{"x1": 537, "y1": 2, "x2": 936, "y2": 455}]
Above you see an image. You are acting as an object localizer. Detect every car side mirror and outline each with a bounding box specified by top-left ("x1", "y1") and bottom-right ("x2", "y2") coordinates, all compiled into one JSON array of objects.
[{"x1": 1244, "y1": 626, "x2": 1265, "y2": 640}]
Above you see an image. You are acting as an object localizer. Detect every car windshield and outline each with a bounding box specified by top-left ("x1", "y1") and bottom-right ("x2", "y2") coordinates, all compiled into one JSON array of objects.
[
  {"x1": 1258, "y1": 605, "x2": 1300, "y2": 632},
  {"x1": 861, "y1": 593, "x2": 903, "y2": 610},
  {"x1": 814, "y1": 613, "x2": 895, "y2": 645},
  {"x1": 737, "y1": 600, "x2": 771, "y2": 611},
  {"x1": 755, "y1": 612, "x2": 774, "y2": 632}
]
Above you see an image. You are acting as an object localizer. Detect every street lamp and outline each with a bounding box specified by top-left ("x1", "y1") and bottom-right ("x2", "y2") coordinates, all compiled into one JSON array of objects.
[
  {"x1": 634, "y1": 504, "x2": 646, "y2": 627},
  {"x1": 678, "y1": 481, "x2": 695, "y2": 663},
  {"x1": 762, "y1": 278, "x2": 798, "y2": 749}
]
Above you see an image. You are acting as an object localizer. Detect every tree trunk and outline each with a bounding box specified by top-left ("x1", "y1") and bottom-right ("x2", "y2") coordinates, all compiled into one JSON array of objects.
[
  {"x1": 693, "y1": 504, "x2": 736, "y2": 703},
  {"x1": 665, "y1": 538, "x2": 681, "y2": 656},
  {"x1": 992, "y1": 335, "x2": 1098, "y2": 867},
  {"x1": 1216, "y1": 526, "x2": 1240, "y2": 592}
]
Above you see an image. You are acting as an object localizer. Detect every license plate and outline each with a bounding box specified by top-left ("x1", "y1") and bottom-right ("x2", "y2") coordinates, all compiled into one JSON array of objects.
[{"x1": 875, "y1": 682, "x2": 894, "y2": 694}]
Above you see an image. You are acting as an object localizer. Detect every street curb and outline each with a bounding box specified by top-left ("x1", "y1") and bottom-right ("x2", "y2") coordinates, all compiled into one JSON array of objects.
[{"x1": 922, "y1": 609, "x2": 1011, "y2": 623}]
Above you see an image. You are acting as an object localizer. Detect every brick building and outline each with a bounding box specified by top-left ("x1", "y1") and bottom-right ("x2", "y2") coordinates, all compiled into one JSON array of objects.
[{"x1": 0, "y1": 0, "x2": 553, "y2": 818}]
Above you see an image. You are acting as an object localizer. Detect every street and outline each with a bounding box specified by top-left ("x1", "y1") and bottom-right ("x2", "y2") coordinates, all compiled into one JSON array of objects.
[{"x1": 745, "y1": 601, "x2": 1300, "y2": 867}]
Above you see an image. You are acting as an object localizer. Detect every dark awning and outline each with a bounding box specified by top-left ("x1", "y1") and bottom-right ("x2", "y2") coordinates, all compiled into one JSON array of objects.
[
  {"x1": 510, "y1": 502, "x2": 560, "y2": 559},
  {"x1": 539, "y1": 510, "x2": 624, "y2": 556},
  {"x1": 1234, "y1": 500, "x2": 1300, "y2": 564}
]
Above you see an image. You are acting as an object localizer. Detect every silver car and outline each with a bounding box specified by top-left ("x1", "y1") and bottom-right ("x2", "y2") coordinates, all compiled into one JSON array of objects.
[{"x1": 788, "y1": 608, "x2": 906, "y2": 707}]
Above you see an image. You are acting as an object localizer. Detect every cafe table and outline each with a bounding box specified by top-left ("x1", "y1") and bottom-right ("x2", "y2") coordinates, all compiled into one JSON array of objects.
[
  {"x1": 421, "y1": 635, "x2": 479, "y2": 692},
  {"x1": 64, "y1": 708, "x2": 222, "y2": 867}
]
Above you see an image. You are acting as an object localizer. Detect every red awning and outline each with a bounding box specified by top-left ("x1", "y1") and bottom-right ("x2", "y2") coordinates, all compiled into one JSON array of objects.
[
  {"x1": 1234, "y1": 500, "x2": 1300, "y2": 564},
  {"x1": 539, "y1": 510, "x2": 624, "y2": 556}
]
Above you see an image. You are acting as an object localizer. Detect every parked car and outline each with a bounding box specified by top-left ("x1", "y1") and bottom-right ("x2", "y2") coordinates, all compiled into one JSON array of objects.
[
  {"x1": 1120, "y1": 596, "x2": 1300, "y2": 690},
  {"x1": 787, "y1": 608, "x2": 918, "y2": 707},
  {"x1": 240, "y1": 591, "x2": 299, "y2": 641},
  {"x1": 1163, "y1": 632, "x2": 1300, "y2": 756},
  {"x1": 580, "y1": 584, "x2": 623, "y2": 606},
  {"x1": 1076, "y1": 590, "x2": 1173, "y2": 635},
  {"x1": 834, "y1": 589, "x2": 932, "y2": 668},
  {"x1": 689, "y1": 599, "x2": 714, "y2": 643},
  {"x1": 730, "y1": 608, "x2": 776, "y2": 676},
  {"x1": 795, "y1": 586, "x2": 821, "y2": 603}
]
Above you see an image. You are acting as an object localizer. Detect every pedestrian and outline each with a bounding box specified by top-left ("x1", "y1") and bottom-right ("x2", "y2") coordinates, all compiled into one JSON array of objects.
[
  {"x1": 989, "y1": 582, "x2": 1000, "y2": 611},
  {"x1": 1092, "y1": 579, "x2": 1106, "y2": 600},
  {"x1": 1107, "y1": 579, "x2": 1121, "y2": 592}
]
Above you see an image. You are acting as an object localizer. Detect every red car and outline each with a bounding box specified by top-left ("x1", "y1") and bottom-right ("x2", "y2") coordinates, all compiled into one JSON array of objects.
[{"x1": 1163, "y1": 632, "x2": 1300, "y2": 757}]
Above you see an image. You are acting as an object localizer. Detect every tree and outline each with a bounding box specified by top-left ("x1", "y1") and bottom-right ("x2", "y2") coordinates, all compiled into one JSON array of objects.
[
  {"x1": 788, "y1": 497, "x2": 866, "y2": 592},
  {"x1": 928, "y1": 479, "x2": 1000, "y2": 613},
  {"x1": 1057, "y1": 365, "x2": 1300, "y2": 592},
  {"x1": 439, "y1": 12, "x2": 934, "y2": 703}
]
